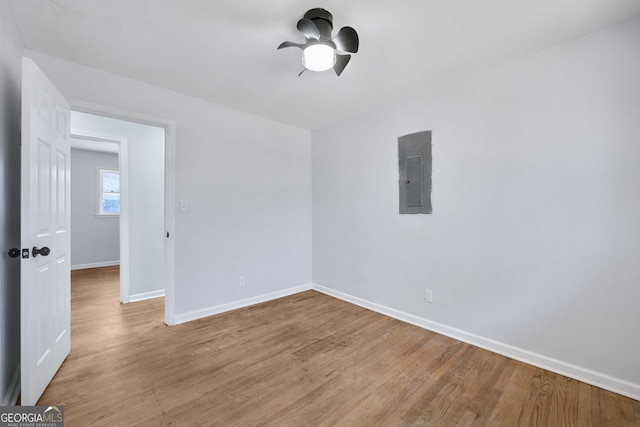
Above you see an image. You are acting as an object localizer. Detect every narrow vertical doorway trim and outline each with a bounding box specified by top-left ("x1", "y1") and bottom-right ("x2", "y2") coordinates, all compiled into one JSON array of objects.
[{"x1": 70, "y1": 99, "x2": 177, "y2": 326}]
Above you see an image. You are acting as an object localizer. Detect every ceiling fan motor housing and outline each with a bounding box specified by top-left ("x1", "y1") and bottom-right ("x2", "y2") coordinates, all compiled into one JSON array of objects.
[{"x1": 304, "y1": 8, "x2": 334, "y2": 40}]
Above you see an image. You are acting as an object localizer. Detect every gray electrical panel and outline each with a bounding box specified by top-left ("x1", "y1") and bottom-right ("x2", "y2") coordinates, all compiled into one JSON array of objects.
[{"x1": 399, "y1": 131, "x2": 432, "y2": 214}]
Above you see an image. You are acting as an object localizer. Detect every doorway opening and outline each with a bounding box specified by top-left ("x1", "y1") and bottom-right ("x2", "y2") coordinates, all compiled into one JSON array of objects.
[
  {"x1": 70, "y1": 129, "x2": 129, "y2": 301},
  {"x1": 69, "y1": 103, "x2": 175, "y2": 325}
]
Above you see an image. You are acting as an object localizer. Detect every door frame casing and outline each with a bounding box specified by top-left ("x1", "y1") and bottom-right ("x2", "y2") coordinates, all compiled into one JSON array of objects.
[
  {"x1": 70, "y1": 100, "x2": 176, "y2": 325},
  {"x1": 70, "y1": 131, "x2": 130, "y2": 303}
]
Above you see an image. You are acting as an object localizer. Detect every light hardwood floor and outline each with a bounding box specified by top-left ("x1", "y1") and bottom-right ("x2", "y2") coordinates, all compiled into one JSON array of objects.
[{"x1": 37, "y1": 266, "x2": 640, "y2": 426}]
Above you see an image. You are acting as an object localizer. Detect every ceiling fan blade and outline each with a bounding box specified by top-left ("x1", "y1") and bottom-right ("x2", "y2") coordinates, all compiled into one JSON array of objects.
[
  {"x1": 278, "y1": 41, "x2": 305, "y2": 50},
  {"x1": 333, "y1": 26, "x2": 359, "y2": 53},
  {"x1": 333, "y1": 54, "x2": 351, "y2": 76},
  {"x1": 297, "y1": 18, "x2": 321, "y2": 40}
]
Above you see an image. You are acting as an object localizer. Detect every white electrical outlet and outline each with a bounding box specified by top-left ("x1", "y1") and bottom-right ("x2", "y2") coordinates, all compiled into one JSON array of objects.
[
  {"x1": 425, "y1": 290, "x2": 433, "y2": 303},
  {"x1": 239, "y1": 276, "x2": 246, "y2": 287}
]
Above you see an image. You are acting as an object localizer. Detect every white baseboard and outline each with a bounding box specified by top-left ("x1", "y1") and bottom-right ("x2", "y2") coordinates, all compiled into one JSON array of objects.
[
  {"x1": 128, "y1": 289, "x2": 165, "y2": 303},
  {"x1": 311, "y1": 283, "x2": 640, "y2": 402},
  {"x1": 71, "y1": 261, "x2": 120, "y2": 270},
  {"x1": 1, "y1": 365, "x2": 20, "y2": 406},
  {"x1": 174, "y1": 284, "x2": 313, "y2": 325}
]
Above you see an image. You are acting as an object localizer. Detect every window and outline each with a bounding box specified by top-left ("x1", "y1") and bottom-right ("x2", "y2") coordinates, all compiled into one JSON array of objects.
[{"x1": 98, "y1": 169, "x2": 120, "y2": 215}]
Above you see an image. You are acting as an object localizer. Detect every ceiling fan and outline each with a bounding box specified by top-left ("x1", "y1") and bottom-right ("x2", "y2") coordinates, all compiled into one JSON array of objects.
[{"x1": 278, "y1": 8, "x2": 359, "y2": 76}]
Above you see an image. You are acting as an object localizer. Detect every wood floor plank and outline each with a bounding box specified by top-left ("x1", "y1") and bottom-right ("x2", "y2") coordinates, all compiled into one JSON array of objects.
[
  {"x1": 589, "y1": 387, "x2": 609, "y2": 427},
  {"x1": 253, "y1": 321, "x2": 422, "y2": 426},
  {"x1": 603, "y1": 389, "x2": 623, "y2": 427},
  {"x1": 486, "y1": 360, "x2": 536, "y2": 426},
  {"x1": 363, "y1": 338, "x2": 471, "y2": 425},
  {"x1": 36, "y1": 267, "x2": 640, "y2": 426},
  {"x1": 316, "y1": 331, "x2": 441, "y2": 425},
  {"x1": 618, "y1": 394, "x2": 640, "y2": 427},
  {"x1": 577, "y1": 380, "x2": 594, "y2": 426}
]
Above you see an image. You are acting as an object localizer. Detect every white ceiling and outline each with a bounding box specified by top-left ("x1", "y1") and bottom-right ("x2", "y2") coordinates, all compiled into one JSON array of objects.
[{"x1": 8, "y1": 0, "x2": 640, "y2": 130}]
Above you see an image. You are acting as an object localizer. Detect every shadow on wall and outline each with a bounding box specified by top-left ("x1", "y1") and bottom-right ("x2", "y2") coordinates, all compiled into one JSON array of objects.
[{"x1": 0, "y1": 61, "x2": 22, "y2": 404}]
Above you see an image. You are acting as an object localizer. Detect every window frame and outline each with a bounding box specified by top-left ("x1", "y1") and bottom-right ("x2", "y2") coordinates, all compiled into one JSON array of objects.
[{"x1": 97, "y1": 168, "x2": 121, "y2": 216}]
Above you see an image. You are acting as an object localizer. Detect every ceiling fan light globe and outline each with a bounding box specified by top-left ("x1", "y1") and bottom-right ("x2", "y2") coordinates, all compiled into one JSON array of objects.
[{"x1": 302, "y1": 44, "x2": 336, "y2": 72}]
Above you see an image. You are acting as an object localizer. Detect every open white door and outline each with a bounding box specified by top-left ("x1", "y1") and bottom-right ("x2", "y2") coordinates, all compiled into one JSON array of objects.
[{"x1": 20, "y1": 57, "x2": 71, "y2": 405}]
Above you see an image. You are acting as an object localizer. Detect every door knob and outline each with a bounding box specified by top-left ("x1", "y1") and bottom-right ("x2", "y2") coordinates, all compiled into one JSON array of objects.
[
  {"x1": 8, "y1": 248, "x2": 20, "y2": 258},
  {"x1": 32, "y1": 246, "x2": 51, "y2": 257}
]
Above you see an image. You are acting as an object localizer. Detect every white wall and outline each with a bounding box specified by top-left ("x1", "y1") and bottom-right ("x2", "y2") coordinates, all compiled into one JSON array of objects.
[
  {"x1": 71, "y1": 111, "x2": 165, "y2": 298},
  {"x1": 70, "y1": 147, "x2": 120, "y2": 269},
  {"x1": 26, "y1": 50, "x2": 312, "y2": 317},
  {"x1": 0, "y1": 0, "x2": 23, "y2": 405},
  {"x1": 312, "y1": 17, "x2": 640, "y2": 398}
]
